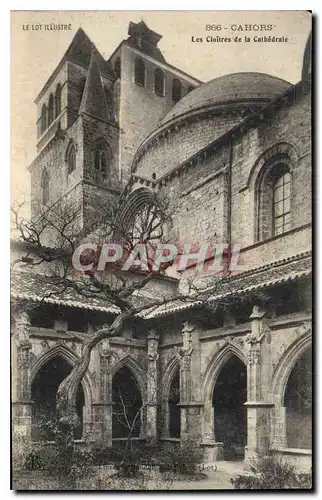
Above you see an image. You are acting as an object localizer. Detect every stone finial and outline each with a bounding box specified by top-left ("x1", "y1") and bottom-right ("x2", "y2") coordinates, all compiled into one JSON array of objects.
[{"x1": 15, "y1": 310, "x2": 31, "y2": 348}]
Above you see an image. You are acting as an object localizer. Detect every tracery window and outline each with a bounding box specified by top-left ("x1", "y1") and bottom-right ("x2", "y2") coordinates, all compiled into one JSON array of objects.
[
  {"x1": 92, "y1": 139, "x2": 110, "y2": 179},
  {"x1": 67, "y1": 143, "x2": 76, "y2": 174}
]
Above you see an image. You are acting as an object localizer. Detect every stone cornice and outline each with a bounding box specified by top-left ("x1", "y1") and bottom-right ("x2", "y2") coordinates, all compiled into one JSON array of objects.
[{"x1": 131, "y1": 102, "x2": 261, "y2": 173}]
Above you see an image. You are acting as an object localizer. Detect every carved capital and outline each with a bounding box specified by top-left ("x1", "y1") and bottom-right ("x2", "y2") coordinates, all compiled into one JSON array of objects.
[
  {"x1": 147, "y1": 333, "x2": 159, "y2": 362},
  {"x1": 99, "y1": 339, "x2": 113, "y2": 358}
]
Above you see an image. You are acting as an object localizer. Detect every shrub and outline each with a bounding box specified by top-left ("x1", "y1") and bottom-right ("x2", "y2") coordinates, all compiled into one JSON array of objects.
[
  {"x1": 231, "y1": 453, "x2": 312, "y2": 490},
  {"x1": 158, "y1": 440, "x2": 203, "y2": 475}
]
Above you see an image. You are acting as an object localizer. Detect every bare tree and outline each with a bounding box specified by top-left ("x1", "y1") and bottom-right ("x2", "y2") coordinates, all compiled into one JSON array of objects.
[{"x1": 11, "y1": 190, "x2": 234, "y2": 435}]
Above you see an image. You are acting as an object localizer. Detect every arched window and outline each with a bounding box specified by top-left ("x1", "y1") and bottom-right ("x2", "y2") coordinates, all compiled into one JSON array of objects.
[
  {"x1": 172, "y1": 78, "x2": 182, "y2": 103},
  {"x1": 273, "y1": 171, "x2": 291, "y2": 235},
  {"x1": 66, "y1": 143, "x2": 76, "y2": 174},
  {"x1": 40, "y1": 104, "x2": 47, "y2": 135},
  {"x1": 114, "y1": 57, "x2": 121, "y2": 79},
  {"x1": 48, "y1": 94, "x2": 54, "y2": 126},
  {"x1": 41, "y1": 169, "x2": 50, "y2": 205},
  {"x1": 55, "y1": 84, "x2": 61, "y2": 118},
  {"x1": 256, "y1": 162, "x2": 292, "y2": 241},
  {"x1": 154, "y1": 68, "x2": 165, "y2": 96},
  {"x1": 92, "y1": 139, "x2": 110, "y2": 178},
  {"x1": 134, "y1": 57, "x2": 146, "y2": 87}
]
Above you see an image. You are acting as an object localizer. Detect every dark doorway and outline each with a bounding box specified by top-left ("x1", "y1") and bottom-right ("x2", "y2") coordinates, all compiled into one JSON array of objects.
[
  {"x1": 169, "y1": 369, "x2": 180, "y2": 438},
  {"x1": 284, "y1": 348, "x2": 312, "y2": 449},
  {"x1": 31, "y1": 355, "x2": 84, "y2": 441},
  {"x1": 112, "y1": 367, "x2": 142, "y2": 438},
  {"x1": 212, "y1": 355, "x2": 247, "y2": 460}
]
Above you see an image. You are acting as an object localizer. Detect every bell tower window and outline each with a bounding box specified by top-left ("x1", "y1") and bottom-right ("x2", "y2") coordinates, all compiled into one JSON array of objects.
[
  {"x1": 114, "y1": 57, "x2": 121, "y2": 79},
  {"x1": 48, "y1": 94, "x2": 54, "y2": 126},
  {"x1": 154, "y1": 68, "x2": 165, "y2": 96},
  {"x1": 92, "y1": 139, "x2": 111, "y2": 181},
  {"x1": 66, "y1": 141, "x2": 76, "y2": 175},
  {"x1": 55, "y1": 84, "x2": 61, "y2": 118},
  {"x1": 172, "y1": 78, "x2": 182, "y2": 103},
  {"x1": 135, "y1": 57, "x2": 146, "y2": 87},
  {"x1": 95, "y1": 149, "x2": 107, "y2": 174},
  {"x1": 40, "y1": 104, "x2": 47, "y2": 135}
]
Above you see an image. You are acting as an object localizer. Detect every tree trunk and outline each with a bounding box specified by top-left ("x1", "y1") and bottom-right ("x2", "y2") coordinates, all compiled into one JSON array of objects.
[{"x1": 56, "y1": 311, "x2": 130, "y2": 433}]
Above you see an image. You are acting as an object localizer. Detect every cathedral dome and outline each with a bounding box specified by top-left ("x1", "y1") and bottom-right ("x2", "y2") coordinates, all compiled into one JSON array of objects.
[
  {"x1": 162, "y1": 72, "x2": 291, "y2": 124},
  {"x1": 133, "y1": 72, "x2": 291, "y2": 180}
]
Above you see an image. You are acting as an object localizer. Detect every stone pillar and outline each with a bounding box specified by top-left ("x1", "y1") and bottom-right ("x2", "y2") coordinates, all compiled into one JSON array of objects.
[
  {"x1": 146, "y1": 329, "x2": 159, "y2": 445},
  {"x1": 245, "y1": 305, "x2": 273, "y2": 460},
  {"x1": 175, "y1": 321, "x2": 203, "y2": 445},
  {"x1": 272, "y1": 406, "x2": 288, "y2": 448},
  {"x1": 93, "y1": 339, "x2": 114, "y2": 446},
  {"x1": 12, "y1": 308, "x2": 33, "y2": 440}
]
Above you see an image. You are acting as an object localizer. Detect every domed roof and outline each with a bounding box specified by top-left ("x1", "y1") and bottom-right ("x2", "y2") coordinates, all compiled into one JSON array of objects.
[{"x1": 162, "y1": 72, "x2": 291, "y2": 124}]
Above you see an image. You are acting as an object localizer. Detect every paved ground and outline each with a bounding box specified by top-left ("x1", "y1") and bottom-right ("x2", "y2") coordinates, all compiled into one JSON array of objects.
[
  {"x1": 13, "y1": 461, "x2": 247, "y2": 491},
  {"x1": 169, "y1": 461, "x2": 247, "y2": 490}
]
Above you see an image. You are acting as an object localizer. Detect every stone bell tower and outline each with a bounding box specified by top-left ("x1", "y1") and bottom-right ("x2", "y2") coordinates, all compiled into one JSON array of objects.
[{"x1": 29, "y1": 28, "x2": 121, "y2": 231}]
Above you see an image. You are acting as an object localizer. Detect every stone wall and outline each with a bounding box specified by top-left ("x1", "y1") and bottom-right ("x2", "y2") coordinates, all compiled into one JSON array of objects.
[{"x1": 111, "y1": 43, "x2": 199, "y2": 185}]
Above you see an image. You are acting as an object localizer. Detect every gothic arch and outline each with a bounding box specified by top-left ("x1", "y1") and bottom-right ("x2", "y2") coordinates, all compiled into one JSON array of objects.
[
  {"x1": 64, "y1": 138, "x2": 77, "y2": 162},
  {"x1": 270, "y1": 324, "x2": 312, "y2": 406},
  {"x1": 202, "y1": 343, "x2": 246, "y2": 405},
  {"x1": 111, "y1": 355, "x2": 147, "y2": 401},
  {"x1": 65, "y1": 139, "x2": 77, "y2": 174},
  {"x1": 161, "y1": 356, "x2": 181, "y2": 399},
  {"x1": 115, "y1": 186, "x2": 158, "y2": 235},
  {"x1": 91, "y1": 137, "x2": 111, "y2": 174},
  {"x1": 30, "y1": 344, "x2": 94, "y2": 406}
]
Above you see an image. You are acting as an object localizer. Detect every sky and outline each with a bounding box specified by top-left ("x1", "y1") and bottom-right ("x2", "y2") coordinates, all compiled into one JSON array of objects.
[{"x1": 11, "y1": 10, "x2": 311, "y2": 211}]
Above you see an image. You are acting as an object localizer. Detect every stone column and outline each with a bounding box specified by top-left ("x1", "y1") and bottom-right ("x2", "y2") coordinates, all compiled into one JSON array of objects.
[
  {"x1": 12, "y1": 308, "x2": 33, "y2": 440},
  {"x1": 245, "y1": 305, "x2": 273, "y2": 460},
  {"x1": 272, "y1": 406, "x2": 287, "y2": 448},
  {"x1": 146, "y1": 329, "x2": 159, "y2": 445},
  {"x1": 175, "y1": 321, "x2": 203, "y2": 445},
  {"x1": 91, "y1": 339, "x2": 114, "y2": 446}
]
